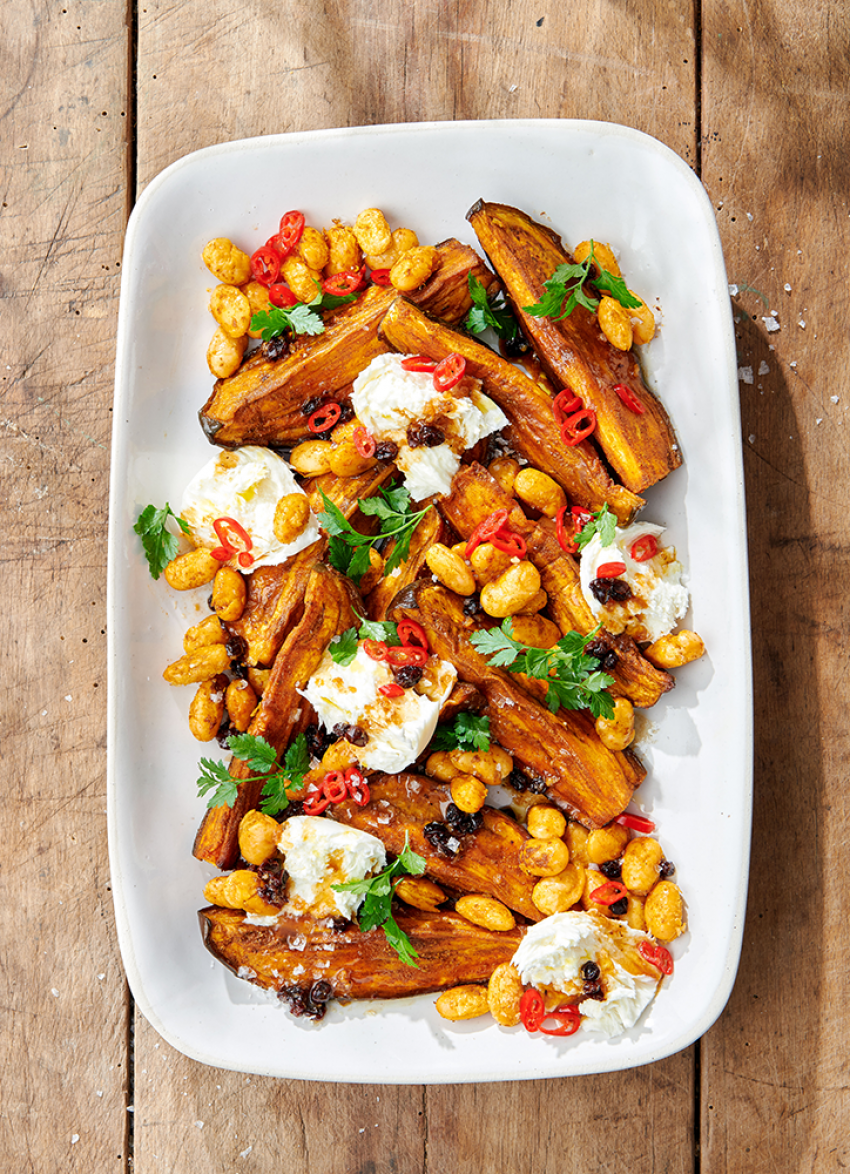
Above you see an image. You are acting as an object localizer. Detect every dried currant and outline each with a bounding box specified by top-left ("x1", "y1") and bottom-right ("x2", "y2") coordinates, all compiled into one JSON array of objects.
[
  {"x1": 406, "y1": 421, "x2": 445, "y2": 448},
  {"x1": 590, "y1": 577, "x2": 633, "y2": 605}
]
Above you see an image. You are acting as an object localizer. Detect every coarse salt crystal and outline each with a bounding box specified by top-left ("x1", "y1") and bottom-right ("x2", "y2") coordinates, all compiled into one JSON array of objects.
[
  {"x1": 798, "y1": 319, "x2": 806, "y2": 328},
  {"x1": 762, "y1": 316, "x2": 780, "y2": 332},
  {"x1": 738, "y1": 367, "x2": 754, "y2": 384},
  {"x1": 784, "y1": 283, "x2": 792, "y2": 292},
  {"x1": 728, "y1": 284, "x2": 739, "y2": 296},
  {"x1": 748, "y1": 434, "x2": 756, "y2": 444},
  {"x1": 746, "y1": 212, "x2": 753, "y2": 221},
  {"x1": 816, "y1": 418, "x2": 823, "y2": 425},
  {"x1": 758, "y1": 361, "x2": 770, "y2": 375},
  {"x1": 831, "y1": 396, "x2": 839, "y2": 403},
  {"x1": 71, "y1": 1135, "x2": 80, "y2": 1145}
]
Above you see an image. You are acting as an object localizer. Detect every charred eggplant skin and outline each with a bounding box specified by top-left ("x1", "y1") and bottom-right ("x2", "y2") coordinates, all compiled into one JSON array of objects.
[
  {"x1": 200, "y1": 906, "x2": 525, "y2": 1000},
  {"x1": 192, "y1": 564, "x2": 361, "y2": 870},
  {"x1": 466, "y1": 200, "x2": 681, "y2": 494},
  {"x1": 378, "y1": 295, "x2": 644, "y2": 524},
  {"x1": 388, "y1": 579, "x2": 644, "y2": 828}
]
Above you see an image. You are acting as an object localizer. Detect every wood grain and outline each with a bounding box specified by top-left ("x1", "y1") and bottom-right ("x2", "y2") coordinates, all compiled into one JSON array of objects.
[
  {"x1": 129, "y1": 3, "x2": 698, "y2": 1173},
  {"x1": 0, "y1": 0, "x2": 130, "y2": 1169},
  {"x1": 700, "y1": 2, "x2": 850, "y2": 1171},
  {"x1": 15, "y1": 0, "x2": 849, "y2": 1169}
]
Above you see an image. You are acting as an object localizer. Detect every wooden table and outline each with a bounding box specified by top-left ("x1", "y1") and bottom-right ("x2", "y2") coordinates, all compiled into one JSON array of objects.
[{"x1": 3, "y1": 1, "x2": 847, "y2": 1169}]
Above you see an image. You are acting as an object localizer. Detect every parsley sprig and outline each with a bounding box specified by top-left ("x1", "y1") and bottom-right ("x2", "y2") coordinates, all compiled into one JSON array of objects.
[
  {"x1": 196, "y1": 732, "x2": 310, "y2": 816},
  {"x1": 250, "y1": 287, "x2": 359, "y2": 341},
  {"x1": 574, "y1": 503, "x2": 617, "y2": 554},
  {"x1": 430, "y1": 712, "x2": 491, "y2": 753},
  {"x1": 470, "y1": 620, "x2": 615, "y2": 720},
  {"x1": 332, "y1": 835, "x2": 427, "y2": 967},
  {"x1": 523, "y1": 240, "x2": 641, "y2": 322},
  {"x1": 318, "y1": 484, "x2": 433, "y2": 585},
  {"x1": 133, "y1": 503, "x2": 191, "y2": 580},
  {"x1": 329, "y1": 617, "x2": 402, "y2": 667},
  {"x1": 465, "y1": 274, "x2": 519, "y2": 342}
]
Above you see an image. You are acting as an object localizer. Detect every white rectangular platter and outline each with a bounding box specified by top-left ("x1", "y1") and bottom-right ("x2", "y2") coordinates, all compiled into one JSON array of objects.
[{"x1": 108, "y1": 119, "x2": 751, "y2": 1082}]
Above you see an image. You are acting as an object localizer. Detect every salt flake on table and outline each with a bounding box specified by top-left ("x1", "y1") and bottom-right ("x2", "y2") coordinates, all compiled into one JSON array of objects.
[
  {"x1": 71, "y1": 1135, "x2": 80, "y2": 1145},
  {"x1": 790, "y1": 361, "x2": 798, "y2": 368},
  {"x1": 195, "y1": 1121, "x2": 204, "y2": 1129},
  {"x1": 240, "y1": 1147, "x2": 253, "y2": 1158},
  {"x1": 738, "y1": 366, "x2": 754, "y2": 384},
  {"x1": 784, "y1": 283, "x2": 792, "y2": 292},
  {"x1": 816, "y1": 418, "x2": 823, "y2": 424},
  {"x1": 762, "y1": 315, "x2": 780, "y2": 332},
  {"x1": 758, "y1": 361, "x2": 770, "y2": 375},
  {"x1": 831, "y1": 395, "x2": 839, "y2": 403},
  {"x1": 51, "y1": 988, "x2": 59, "y2": 997},
  {"x1": 748, "y1": 434, "x2": 756, "y2": 444},
  {"x1": 798, "y1": 319, "x2": 806, "y2": 328},
  {"x1": 728, "y1": 283, "x2": 739, "y2": 296}
]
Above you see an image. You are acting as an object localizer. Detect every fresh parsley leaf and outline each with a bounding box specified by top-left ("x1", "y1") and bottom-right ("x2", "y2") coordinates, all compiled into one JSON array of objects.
[
  {"x1": 330, "y1": 627, "x2": 360, "y2": 666},
  {"x1": 431, "y1": 712, "x2": 491, "y2": 753},
  {"x1": 316, "y1": 485, "x2": 433, "y2": 586},
  {"x1": 469, "y1": 620, "x2": 615, "y2": 719},
  {"x1": 465, "y1": 274, "x2": 520, "y2": 342},
  {"x1": 346, "y1": 543, "x2": 374, "y2": 585},
  {"x1": 356, "y1": 615, "x2": 402, "y2": 646},
  {"x1": 197, "y1": 758, "x2": 240, "y2": 810},
  {"x1": 594, "y1": 269, "x2": 642, "y2": 309},
  {"x1": 226, "y1": 732, "x2": 277, "y2": 774},
  {"x1": 250, "y1": 287, "x2": 359, "y2": 341},
  {"x1": 332, "y1": 835, "x2": 427, "y2": 966},
  {"x1": 574, "y1": 503, "x2": 617, "y2": 553},
  {"x1": 133, "y1": 503, "x2": 191, "y2": 580},
  {"x1": 522, "y1": 241, "x2": 640, "y2": 322},
  {"x1": 327, "y1": 534, "x2": 353, "y2": 574},
  {"x1": 382, "y1": 914, "x2": 421, "y2": 967},
  {"x1": 197, "y1": 733, "x2": 309, "y2": 817}
]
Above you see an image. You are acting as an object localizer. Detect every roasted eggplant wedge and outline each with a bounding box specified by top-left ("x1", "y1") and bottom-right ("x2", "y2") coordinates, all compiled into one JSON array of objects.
[
  {"x1": 466, "y1": 201, "x2": 681, "y2": 493},
  {"x1": 388, "y1": 581, "x2": 644, "y2": 827},
  {"x1": 330, "y1": 774, "x2": 543, "y2": 922},
  {"x1": 379, "y1": 295, "x2": 643, "y2": 523},
  {"x1": 200, "y1": 906, "x2": 525, "y2": 1001},
  {"x1": 227, "y1": 462, "x2": 395, "y2": 667},
  {"x1": 199, "y1": 240, "x2": 499, "y2": 449},
  {"x1": 193, "y1": 564, "x2": 360, "y2": 870},
  {"x1": 441, "y1": 465, "x2": 674, "y2": 708}
]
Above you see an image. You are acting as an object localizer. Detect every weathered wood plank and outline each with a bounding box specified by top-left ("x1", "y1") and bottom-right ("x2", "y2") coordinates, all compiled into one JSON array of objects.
[
  {"x1": 135, "y1": 0, "x2": 697, "y2": 189},
  {"x1": 0, "y1": 0, "x2": 131, "y2": 1169},
  {"x1": 132, "y1": 2, "x2": 698, "y2": 1171},
  {"x1": 700, "y1": 2, "x2": 850, "y2": 1171}
]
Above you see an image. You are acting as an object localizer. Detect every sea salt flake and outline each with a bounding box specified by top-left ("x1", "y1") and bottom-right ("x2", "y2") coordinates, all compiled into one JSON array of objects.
[
  {"x1": 748, "y1": 434, "x2": 756, "y2": 444},
  {"x1": 195, "y1": 1121, "x2": 204, "y2": 1129},
  {"x1": 728, "y1": 283, "x2": 739, "y2": 296},
  {"x1": 738, "y1": 366, "x2": 754, "y2": 384},
  {"x1": 758, "y1": 361, "x2": 770, "y2": 375},
  {"x1": 789, "y1": 361, "x2": 798, "y2": 369},
  {"x1": 240, "y1": 1147, "x2": 253, "y2": 1158},
  {"x1": 816, "y1": 418, "x2": 823, "y2": 425},
  {"x1": 71, "y1": 1135, "x2": 80, "y2": 1145},
  {"x1": 831, "y1": 395, "x2": 839, "y2": 403},
  {"x1": 762, "y1": 315, "x2": 780, "y2": 332},
  {"x1": 798, "y1": 319, "x2": 806, "y2": 328},
  {"x1": 746, "y1": 212, "x2": 753, "y2": 221},
  {"x1": 784, "y1": 283, "x2": 792, "y2": 292},
  {"x1": 51, "y1": 988, "x2": 60, "y2": 997}
]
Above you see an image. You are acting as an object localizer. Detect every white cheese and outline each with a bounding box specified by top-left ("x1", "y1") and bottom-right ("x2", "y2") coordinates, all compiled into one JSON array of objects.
[
  {"x1": 181, "y1": 446, "x2": 319, "y2": 569},
  {"x1": 298, "y1": 643, "x2": 456, "y2": 773},
  {"x1": 579, "y1": 521, "x2": 689, "y2": 643},
  {"x1": 512, "y1": 911, "x2": 660, "y2": 1038},
  {"x1": 277, "y1": 816, "x2": 387, "y2": 920},
  {"x1": 351, "y1": 352, "x2": 507, "y2": 500}
]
